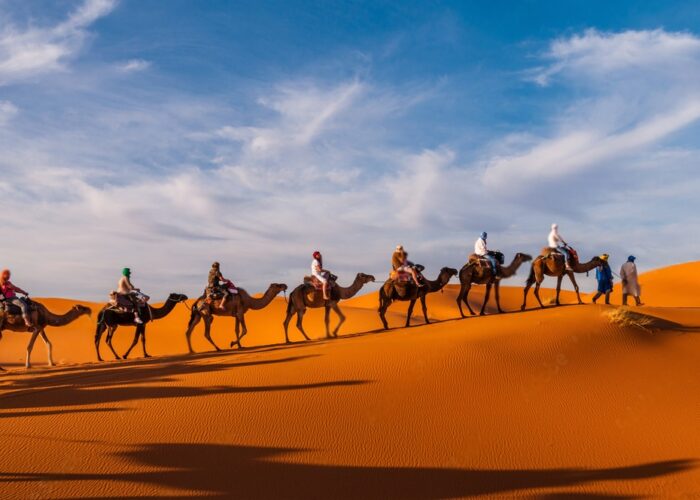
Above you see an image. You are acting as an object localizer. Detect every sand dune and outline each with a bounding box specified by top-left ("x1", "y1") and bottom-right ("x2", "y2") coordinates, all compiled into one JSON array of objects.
[{"x1": 0, "y1": 263, "x2": 698, "y2": 497}]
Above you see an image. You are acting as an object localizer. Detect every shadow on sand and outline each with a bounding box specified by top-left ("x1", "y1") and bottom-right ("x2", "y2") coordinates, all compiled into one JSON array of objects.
[
  {"x1": 0, "y1": 353, "x2": 369, "y2": 413},
  {"x1": 0, "y1": 443, "x2": 694, "y2": 499}
]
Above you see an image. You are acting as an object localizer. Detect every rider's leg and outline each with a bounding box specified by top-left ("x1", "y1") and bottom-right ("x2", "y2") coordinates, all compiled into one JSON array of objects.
[
  {"x1": 409, "y1": 267, "x2": 423, "y2": 286},
  {"x1": 219, "y1": 288, "x2": 229, "y2": 308},
  {"x1": 15, "y1": 298, "x2": 32, "y2": 327},
  {"x1": 487, "y1": 255, "x2": 498, "y2": 277},
  {"x1": 129, "y1": 294, "x2": 143, "y2": 324}
]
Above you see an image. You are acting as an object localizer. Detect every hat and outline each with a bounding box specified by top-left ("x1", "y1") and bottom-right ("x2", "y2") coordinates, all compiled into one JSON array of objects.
[
  {"x1": 313, "y1": 251, "x2": 321, "y2": 259},
  {"x1": 551, "y1": 223, "x2": 558, "y2": 230},
  {"x1": 599, "y1": 254, "x2": 609, "y2": 261},
  {"x1": 628, "y1": 255, "x2": 636, "y2": 262},
  {"x1": 212, "y1": 262, "x2": 220, "y2": 268},
  {"x1": 396, "y1": 245, "x2": 404, "y2": 251},
  {"x1": 480, "y1": 231, "x2": 487, "y2": 239},
  {"x1": 122, "y1": 268, "x2": 131, "y2": 276}
]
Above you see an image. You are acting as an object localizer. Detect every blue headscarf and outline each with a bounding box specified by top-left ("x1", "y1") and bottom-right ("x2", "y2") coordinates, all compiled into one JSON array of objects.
[{"x1": 480, "y1": 232, "x2": 487, "y2": 240}]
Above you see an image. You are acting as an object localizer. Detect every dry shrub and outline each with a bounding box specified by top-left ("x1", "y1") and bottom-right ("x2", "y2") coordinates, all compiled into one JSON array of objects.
[{"x1": 604, "y1": 307, "x2": 656, "y2": 332}]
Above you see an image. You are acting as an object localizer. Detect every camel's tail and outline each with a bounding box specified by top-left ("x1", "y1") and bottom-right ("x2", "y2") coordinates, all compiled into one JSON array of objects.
[
  {"x1": 285, "y1": 293, "x2": 295, "y2": 317},
  {"x1": 525, "y1": 263, "x2": 536, "y2": 287},
  {"x1": 187, "y1": 298, "x2": 203, "y2": 328}
]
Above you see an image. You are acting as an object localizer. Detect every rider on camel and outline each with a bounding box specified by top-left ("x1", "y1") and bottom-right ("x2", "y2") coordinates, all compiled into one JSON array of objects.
[
  {"x1": 548, "y1": 223, "x2": 572, "y2": 270},
  {"x1": 208, "y1": 262, "x2": 237, "y2": 309},
  {"x1": 117, "y1": 268, "x2": 146, "y2": 324},
  {"x1": 392, "y1": 245, "x2": 423, "y2": 287},
  {"x1": 311, "y1": 251, "x2": 332, "y2": 300},
  {"x1": 0, "y1": 269, "x2": 33, "y2": 327},
  {"x1": 474, "y1": 232, "x2": 499, "y2": 277}
]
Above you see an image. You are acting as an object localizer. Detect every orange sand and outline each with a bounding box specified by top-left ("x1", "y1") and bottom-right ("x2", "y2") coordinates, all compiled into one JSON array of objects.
[{"x1": 0, "y1": 263, "x2": 698, "y2": 498}]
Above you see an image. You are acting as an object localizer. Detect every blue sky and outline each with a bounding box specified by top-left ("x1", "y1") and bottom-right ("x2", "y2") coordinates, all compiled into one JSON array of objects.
[{"x1": 1, "y1": 0, "x2": 699, "y2": 299}]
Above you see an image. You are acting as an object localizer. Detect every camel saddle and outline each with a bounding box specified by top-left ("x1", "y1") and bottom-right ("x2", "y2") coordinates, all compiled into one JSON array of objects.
[
  {"x1": 303, "y1": 274, "x2": 338, "y2": 303},
  {"x1": 540, "y1": 246, "x2": 578, "y2": 262},
  {"x1": 0, "y1": 298, "x2": 36, "y2": 316},
  {"x1": 467, "y1": 251, "x2": 504, "y2": 268}
]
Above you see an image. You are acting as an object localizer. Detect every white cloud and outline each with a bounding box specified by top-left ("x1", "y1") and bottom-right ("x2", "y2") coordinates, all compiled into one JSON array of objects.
[
  {"x1": 117, "y1": 58, "x2": 151, "y2": 73},
  {"x1": 531, "y1": 28, "x2": 700, "y2": 86},
  {"x1": 0, "y1": 100, "x2": 18, "y2": 124},
  {"x1": 483, "y1": 29, "x2": 700, "y2": 192},
  {"x1": 0, "y1": 0, "x2": 117, "y2": 84}
]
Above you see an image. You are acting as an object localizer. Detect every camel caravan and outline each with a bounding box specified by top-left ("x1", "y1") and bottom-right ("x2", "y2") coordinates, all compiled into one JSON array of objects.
[{"x1": 0, "y1": 224, "x2": 644, "y2": 370}]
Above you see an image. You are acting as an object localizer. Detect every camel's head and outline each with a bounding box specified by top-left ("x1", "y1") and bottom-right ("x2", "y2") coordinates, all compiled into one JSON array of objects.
[
  {"x1": 74, "y1": 305, "x2": 92, "y2": 317},
  {"x1": 441, "y1": 267, "x2": 458, "y2": 280},
  {"x1": 357, "y1": 273, "x2": 376, "y2": 283},
  {"x1": 273, "y1": 283, "x2": 288, "y2": 292},
  {"x1": 516, "y1": 253, "x2": 533, "y2": 263},
  {"x1": 169, "y1": 293, "x2": 189, "y2": 303}
]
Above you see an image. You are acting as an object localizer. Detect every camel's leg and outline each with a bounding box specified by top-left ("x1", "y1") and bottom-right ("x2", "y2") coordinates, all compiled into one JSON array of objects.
[
  {"x1": 533, "y1": 281, "x2": 545, "y2": 308},
  {"x1": 140, "y1": 326, "x2": 151, "y2": 358},
  {"x1": 231, "y1": 316, "x2": 241, "y2": 349},
  {"x1": 555, "y1": 275, "x2": 564, "y2": 306},
  {"x1": 405, "y1": 299, "x2": 416, "y2": 328},
  {"x1": 238, "y1": 314, "x2": 249, "y2": 344},
  {"x1": 458, "y1": 282, "x2": 476, "y2": 317},
  {"x1": 94, "y1": 320, "x2": 107, "y2": 362},
  {"x1": 185, "y1": 311, "x2": 203, "y2": 354},
  {"x1": 420, "y1": 295, "x2": 430, "y2": 324},
  {"x1": 378, "y1": 295, "x2": 390, "y2": 330},
  {"x1": 106, "y1": 326, "x2": 121, "y2": 360},
  {"x1": 567, "y1": 272, "x2": 583, "y2": 304},
  {"x1": 39, "y1": 329, "x2": 54, "y2": 367},
  {"x1": 330, "y1": 303, "x2": 345, "y2": 337},
  {"x1": 25, "y1": 328, "x2": 40, "y2": 369},
  {"x1": 203, "y1": 317, "x2": 221, "y2": 352},
  {"x1": 495, "y1": 281, "x2": 504, "y2": 314},
  {"x1": 480, "y1": 282, "x2": 492, "y2": 316},
  {"x1": 521, "y1": 282, "x2": 532, "y2": 311},
  {"x1": 324, "y1": 306, "x2": 331, "y2": 338},
  {"x1": 231, "y1": 313, "x2": 246, "y2": 349},
  {"x1": 456, "y1": 284, "x2": 466, "y2": 318},
  {"x1": 0, "y1": 331, "x2": 4, "y2": 371},
  {"x1": 295, "y1": 308, "x2": 311, "y2": 341},
  {"x1": 283, "y1": 307, "x2": 295, "y2": 344},
  {"x1": 123, "y1": 327, "x2": 140, "y2": 359}
]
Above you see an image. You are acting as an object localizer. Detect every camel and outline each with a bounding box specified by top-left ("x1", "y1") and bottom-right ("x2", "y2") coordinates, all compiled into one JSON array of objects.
[
  {"x1": 457, "y1": 252, "x2": 533, "y2": 317},
  {"x1": 283, "y1": 273, "x2": 376, "y2": 343},
  {"x1": 184, "y1": 283, "x2": 288, "y2": 353},
  {"x1": 0, "y1": 301, "x2": 91, "y2": 369},
  {"x1": 378, "y1": 267, "x2": 457, "y2": 330},
  {"x1": 94, "y1": 293, "x2": 188, "y2": 361},
  {"x1": 521, "y1": 249, "x2": 603, "y2": 310}
]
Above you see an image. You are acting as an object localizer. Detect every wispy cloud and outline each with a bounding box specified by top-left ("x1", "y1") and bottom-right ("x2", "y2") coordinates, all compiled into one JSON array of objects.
[
  {"x1": 117, "y1": 58, "x2": 151, "y2": 73},
  {"x1": 0, "y1": 99, "x2": 17, "y2": 124},
  {"x1": 0, "y1": 0, "x2": 117, "y2": 84}
]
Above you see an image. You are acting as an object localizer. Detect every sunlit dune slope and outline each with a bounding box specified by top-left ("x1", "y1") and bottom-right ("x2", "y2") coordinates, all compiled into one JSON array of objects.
[{"x1": 0, "y1": 283, "x2": 698, "y2": 497}]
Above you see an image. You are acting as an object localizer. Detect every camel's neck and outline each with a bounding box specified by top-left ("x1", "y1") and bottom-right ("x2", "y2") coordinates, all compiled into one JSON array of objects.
[
  {"x1": 501, "y1": 256, "x2": 527, "y2": 278},
  {"x1": 425, "y1": 273, "x2": 451, "y2": 293},
  {"x1": 242, "y1": 286, "x2": 280, "y2": 310},
  {"x1": 150, "y1": 299, "x2": 178, "y2": 319},
  {"x1": 337, "y1": 276, "x2": 367, "y2": 300},
  {"x1": 573, "y1": 259, "x2": 600, "y2": 273},
  {"x1": 45, "y1": 307, "x2": 88, "y2": 327}
]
